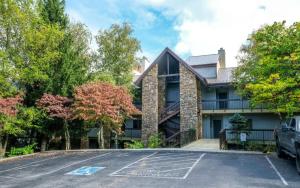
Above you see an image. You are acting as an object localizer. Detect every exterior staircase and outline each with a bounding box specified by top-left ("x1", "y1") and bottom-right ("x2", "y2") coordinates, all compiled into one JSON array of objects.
[{"x1": 159, "y1": 101, "x2": 180, "y2": 124}]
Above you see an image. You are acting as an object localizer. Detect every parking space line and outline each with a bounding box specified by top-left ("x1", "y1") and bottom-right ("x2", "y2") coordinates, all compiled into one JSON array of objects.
[
  {"x1": 110, "y1": 173, "x2": 187, "y2": 180},
  {"x1": 144, "y1": 158, "x2": 199, "y2": 165},
  {"x1": 265, "y1": 156, "x2": 288, "y2": 186},
  {"x1": 0, "y1": 155, "x2": 62, "y2": 173},
  {"x1": 110, "y1": 152, "x2": 157, "y2": 176},
  {"x1": 28, "y1": 152, "x2": 111, "y2": 178},
  {"x1": 160, "y1": 167, "x2": 191, "y2": 173},
  {"x1": 147, "y1": 153, "x2": 198, "y2": 159},
  {"x1": 182, "y1": 153, "x2": 206, "y2": 179},
  {"x1": 126, "y1": 161, "x2": 195, "y2": 169},
  {"x1": 0, "y1": 175, "x2": 18, "y2": 179},
  {"x1": 145, "y1": 156, "x2": 199, "y2": 162}
]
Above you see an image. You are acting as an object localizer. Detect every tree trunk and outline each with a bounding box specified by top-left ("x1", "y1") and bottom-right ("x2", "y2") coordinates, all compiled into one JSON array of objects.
[
  {"x1": 64, "y1": 121, "x2": 71, "y2": 150},
  {"x1": 41, "y1": 135, "x2": 48, "y2": 152},
  {"x1": 100, "y1": 126, "x2": 104, "y2": 149},
  {"x1": 97, "y1": 123, "x2": 104, "y2": 149},
  {"x1": 0, "y1": 135, "x2": 8, "y2": 157}
]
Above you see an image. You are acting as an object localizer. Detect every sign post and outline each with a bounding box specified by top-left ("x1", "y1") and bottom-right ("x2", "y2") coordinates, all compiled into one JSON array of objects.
[{"x1": 240, "y1": 132, "x2": 247, "y2": 150}]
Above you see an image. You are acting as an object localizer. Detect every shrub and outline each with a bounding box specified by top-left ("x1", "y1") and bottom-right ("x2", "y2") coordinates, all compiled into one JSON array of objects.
[
  {"x1": 148, "y1": 133, "x2": 162, "y2": 148},
  {"x1": 8, "y1": 143, "x2": 37, "y2": 157},
  {"x1": 245, "y1": 142, "x2": 275, "y2": 153},
  {"x1": 127, "y1": 140, "x2": 144, "y2": 149}
]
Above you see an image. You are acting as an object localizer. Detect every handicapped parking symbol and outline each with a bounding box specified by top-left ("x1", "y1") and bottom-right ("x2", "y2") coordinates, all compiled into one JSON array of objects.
[{"x1": 66, "y1": 166, "x2": 105, "y2": 176}]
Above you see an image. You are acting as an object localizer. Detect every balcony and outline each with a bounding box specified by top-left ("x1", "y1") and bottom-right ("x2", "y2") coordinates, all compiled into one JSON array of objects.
[{"x1": 200, "y1": 99, "x2": 270, "y2": 114}]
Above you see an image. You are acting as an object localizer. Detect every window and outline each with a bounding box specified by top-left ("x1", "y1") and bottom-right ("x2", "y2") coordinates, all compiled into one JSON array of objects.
[
  {"x1": 133, "y1": 119, "x2": 142, "y2": 129},
  {"x1": 290, "y1": 118, "x2": 296, "y2": 130},
  {"x1": 246, "y1": 119, "x2": 253, "y2": 129}
]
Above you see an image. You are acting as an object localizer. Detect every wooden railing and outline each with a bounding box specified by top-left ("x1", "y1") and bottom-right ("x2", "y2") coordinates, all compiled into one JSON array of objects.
[
  {"x1": 159, "y1": 101, "x2": 180, "y2": 124},
  {"x1": 162, "y1": 129, "x2": 196, "y2": 148}
]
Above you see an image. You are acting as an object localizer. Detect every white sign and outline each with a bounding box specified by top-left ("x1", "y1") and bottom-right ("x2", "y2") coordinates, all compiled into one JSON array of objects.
[{"x1": 240, "y1": 133, "x2": 247, "y2": 142}]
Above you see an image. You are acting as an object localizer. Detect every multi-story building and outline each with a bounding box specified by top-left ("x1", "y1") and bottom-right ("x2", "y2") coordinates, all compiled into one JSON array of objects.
[{"x1": 123, "y1": 47, "x2": 280, "y2": 146}]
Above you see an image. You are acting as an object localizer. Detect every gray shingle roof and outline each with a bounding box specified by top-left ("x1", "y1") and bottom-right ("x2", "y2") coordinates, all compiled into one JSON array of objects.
[
  {"x1": 206, "y1": 67, "x2": 236, "y2": 84},
  {"x1": 186, "y1": 54, "x2": 219, "y2": 66}
]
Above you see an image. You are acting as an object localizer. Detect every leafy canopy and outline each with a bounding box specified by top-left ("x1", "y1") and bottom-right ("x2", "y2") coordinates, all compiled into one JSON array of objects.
[
  {"x1": 95, "y1": 23, "x2": 142, "y2": 89},
  {"x1": 233, "y1": 21, "x2": 300, "y2": 116},
  {"x1": 73, "y1": 82, "x2": 139, "y2": 127}
]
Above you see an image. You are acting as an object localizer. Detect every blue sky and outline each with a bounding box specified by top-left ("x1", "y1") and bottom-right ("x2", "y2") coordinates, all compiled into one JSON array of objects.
[{"x1": 66, "y1": 0, "x2": 300, "y2": 67}]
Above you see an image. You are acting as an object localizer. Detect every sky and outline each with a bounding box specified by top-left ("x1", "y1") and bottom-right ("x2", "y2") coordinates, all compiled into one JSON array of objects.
[{"x1": 66, "y1": 0, "x2": 300, "y2": 67}]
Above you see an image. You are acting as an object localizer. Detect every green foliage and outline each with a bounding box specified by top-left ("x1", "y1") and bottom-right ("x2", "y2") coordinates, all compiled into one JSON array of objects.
[
  {"x1": 95, "y1": 23, "x2": 143, "y2": 89},
  {"x1": 148, "y1": 133, "x2": 162, "y2": 148},
  {"x1": 8, "y1": 143, "x2": 37, "y2": 157},
  {"x1": 127, "y1": 140, "x2": 144, "y2": 149},
  {"x1": 245, "y1": 142, "x2": 276, "y2": 153},
  {"x1": 39, "y1": 0, "x2": 68, "y2": 28},
  {"x1": 49, "y1": 22, "x2": 93, "y2": 96},
  {"x1": 229, "y1": 113, "x2": 249, "y2": 130},
  {"x1": 234, "y1": 21, "x2": 300, "y2": 116}
]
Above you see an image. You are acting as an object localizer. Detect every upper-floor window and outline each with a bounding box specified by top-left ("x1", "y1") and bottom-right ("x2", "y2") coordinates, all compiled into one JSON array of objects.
[{"x1": 158, "y1": 53, "x2": 179, "y2": 75}]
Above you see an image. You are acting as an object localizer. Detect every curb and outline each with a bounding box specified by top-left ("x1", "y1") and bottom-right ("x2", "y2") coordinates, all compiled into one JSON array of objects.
[
  {"x1": 0, "y1": 153, "x2": 41, "y2": 163},
  {"x1": 43, "y1": 148, "x2": 264, "y2": 155},
  {"x1": 0, "y1": 148, "x2": 265, "y2": 162}
]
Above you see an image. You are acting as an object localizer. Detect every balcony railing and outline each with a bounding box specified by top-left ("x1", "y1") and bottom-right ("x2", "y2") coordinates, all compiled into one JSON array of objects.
[
  {"x1": 200, "y1": 99, "x2": 267, "y2": 111},
  {"x1": 219, "y1": 129, "x2": 275, "y2": 149}
]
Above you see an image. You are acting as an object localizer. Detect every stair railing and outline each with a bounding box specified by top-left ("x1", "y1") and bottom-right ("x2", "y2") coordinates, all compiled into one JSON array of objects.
[
  {"x1": 162, "y1": 129, "x2": 196, "y2": 148},
  {"x1": 159, "y1": 101, "x2": 180, "y2": 121}
]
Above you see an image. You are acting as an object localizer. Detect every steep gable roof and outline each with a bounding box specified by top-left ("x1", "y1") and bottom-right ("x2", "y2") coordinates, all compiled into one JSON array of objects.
[
  {"x1": 186, "y1": 54, "x2": 219, "y2": 66},
  {"x1": 134, "y1": 47, "x2": 208, "y2": 86}
]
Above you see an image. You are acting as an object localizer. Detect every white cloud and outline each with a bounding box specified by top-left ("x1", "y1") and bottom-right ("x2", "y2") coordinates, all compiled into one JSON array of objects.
[{"x1": 142, "y1": 0, "x2": 300, "y2": 67}]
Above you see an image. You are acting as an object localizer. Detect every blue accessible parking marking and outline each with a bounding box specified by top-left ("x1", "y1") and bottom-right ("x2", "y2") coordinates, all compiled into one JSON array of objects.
[{"x1": 66, "y1": 166, "x2": 105, "y2": 176}]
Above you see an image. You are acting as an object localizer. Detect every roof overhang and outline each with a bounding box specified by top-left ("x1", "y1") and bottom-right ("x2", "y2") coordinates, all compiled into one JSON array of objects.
[{"x1": 134, "y1": 47, "x2": 208, "y2": 87}]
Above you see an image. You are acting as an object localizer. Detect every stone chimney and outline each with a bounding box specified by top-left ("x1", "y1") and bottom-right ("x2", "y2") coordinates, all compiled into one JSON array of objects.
[{"x1": 218, "y1": 48, "x2": 226, "y2": 68}]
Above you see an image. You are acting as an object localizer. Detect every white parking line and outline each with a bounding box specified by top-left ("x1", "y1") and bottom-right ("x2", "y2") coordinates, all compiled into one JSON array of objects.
[
  {"x1": 147, "y1": 153, "x2": 199, "y2": 159},
  {"x1": 182, "y1": 153, "x2": 206, "y2": 179},
  {"x1": 126, "y1": 161, "x2": 195, "y2": 169},
  {"x1": 110, "y1": 152, "x2": 157, "y2": 176},
  {"x1": 0, "y1": 155, "x2": 62, "y2": 173},
  {"x1": 265, "y1": 156, "x2": 288, "y2": 186},
  {"x1": 144, "y1": 158, "x2": 199, "y2": 165},
  {"x1": 160, "y1": 167, "x2": 191, "y2": 173},
  {"x1": 28, "y1": 152, "x2": 111, "y2": 178},
  {"x1": 145, "y1": 156, "x2": 199, "y2": 162}
]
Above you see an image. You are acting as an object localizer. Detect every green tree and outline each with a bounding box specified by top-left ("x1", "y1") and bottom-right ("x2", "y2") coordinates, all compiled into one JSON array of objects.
[
  {"x1": 39, "y1": 0, "x2": 68, "y2": 28},
  {"x1": 233, "y1": 21, "x2": 300, "y2": 116},
  {"x1": 95, "y1": 23, "x2": 142, "y2": 89},
  {"x1": 0, "y1": 0, "x2": 64, "y2": 105},
  {"x1": 39, "y1": 0, "x2": 93, "y2": 97}
]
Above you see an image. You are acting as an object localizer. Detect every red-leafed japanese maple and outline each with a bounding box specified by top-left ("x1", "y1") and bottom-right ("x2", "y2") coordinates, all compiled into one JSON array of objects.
[
  {"x1": 0, "y1": 96, "x2": 23, "y2": 156},
  {"x1": 36, "y1": 94, "x2": 73, "y2": 150},
  {"x1": 73, "y1": 82, "x2": 139, "y2": 148}
]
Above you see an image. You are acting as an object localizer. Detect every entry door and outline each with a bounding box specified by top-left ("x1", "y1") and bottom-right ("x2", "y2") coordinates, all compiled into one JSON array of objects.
[
  {"x1": 213, "y1": 120, "x2": 222, "y2": 138},
  {"x1": 217, "y1": 92, "x2": 228, "y2": 109}
]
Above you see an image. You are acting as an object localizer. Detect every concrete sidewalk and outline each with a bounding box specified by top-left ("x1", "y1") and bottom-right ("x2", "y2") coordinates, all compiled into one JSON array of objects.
[{"x1": 183, "y1": 139, "x2": 220, "y2": 150}]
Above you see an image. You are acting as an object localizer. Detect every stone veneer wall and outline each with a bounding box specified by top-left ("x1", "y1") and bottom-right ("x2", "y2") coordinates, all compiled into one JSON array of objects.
[
  {"x1": 158, "y1": 77, "x2": 166, "y2": 115},
  {"x1": 141, "y1": 64, "x2": 158, "y2": 144},
  {"x1": 179, "y1": 64, "x2": 200, "y2": 137},
  {"x1": 196, "y1": 79, "x2": 202, "y2": 139}
]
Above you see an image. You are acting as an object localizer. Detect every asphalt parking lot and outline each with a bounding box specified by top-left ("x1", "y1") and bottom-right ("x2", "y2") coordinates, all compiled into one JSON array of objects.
[{"x1": 0, "y1": 150, "x2": 299, "y2": 188}]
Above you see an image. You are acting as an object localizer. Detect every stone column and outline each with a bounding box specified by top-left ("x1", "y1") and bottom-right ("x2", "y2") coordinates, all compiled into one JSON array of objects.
[
  {"x1": 158, "y1": 77, "x2": 166, "y2": 115},
  {"x1": 179, "y1": 64, "x2": 200, "y2": 142},
  {"x1": 141, "y1": 64, "x2": 158, "y2": 145}
]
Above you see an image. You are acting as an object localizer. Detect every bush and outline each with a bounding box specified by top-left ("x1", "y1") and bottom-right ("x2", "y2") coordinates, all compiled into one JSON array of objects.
[
  {"x1": 8, "y1": 143, "x2": 37, "y2": 157},
  {"x1": 245, "y1": 142, "x2": 275, "y2": 153},
  {"x1": 127, "y1": 140, "x2": 144, "y2": 149},
  {"x1": 148, "y1": 133, "x2": 162, "y2": 148}
]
